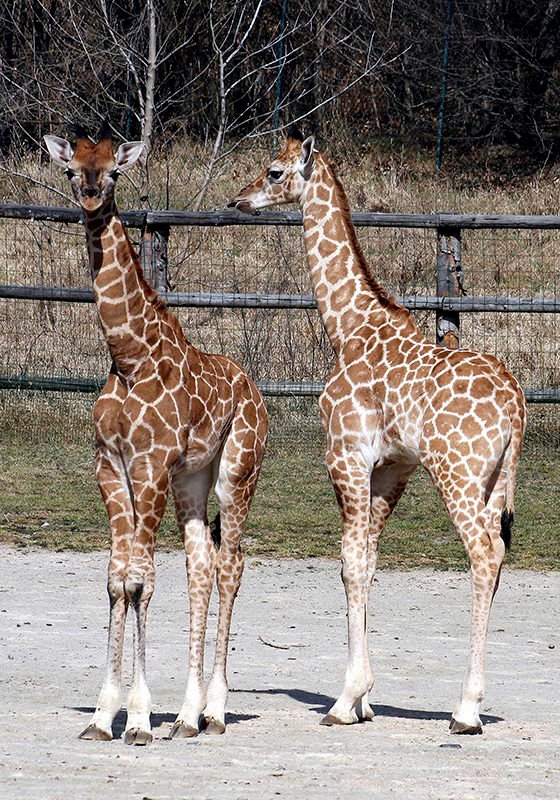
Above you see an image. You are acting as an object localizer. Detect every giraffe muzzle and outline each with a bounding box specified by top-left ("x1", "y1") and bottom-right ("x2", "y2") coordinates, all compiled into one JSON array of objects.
[{"x1": 227, "y1": 198, "x2": 255, "y2": 214}]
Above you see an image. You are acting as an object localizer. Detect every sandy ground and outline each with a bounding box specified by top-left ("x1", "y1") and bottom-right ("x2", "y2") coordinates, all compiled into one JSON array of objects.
[{"x1": 0, "y1": 548, "x2": 558, "y2": 800}]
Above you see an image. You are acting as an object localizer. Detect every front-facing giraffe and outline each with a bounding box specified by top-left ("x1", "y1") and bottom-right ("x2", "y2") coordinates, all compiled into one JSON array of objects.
[
  {"x1": 45, "y1": 133, "x2": 267, "y2": 745},
  {"x1": 229, "y1": 131, "x2": 526, "y2": 734}
]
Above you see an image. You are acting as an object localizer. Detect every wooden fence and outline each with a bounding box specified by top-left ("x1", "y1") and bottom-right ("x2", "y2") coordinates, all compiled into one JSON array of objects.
[{"x1": 0, "y1": 203, "x2": 559, "y2": 403}]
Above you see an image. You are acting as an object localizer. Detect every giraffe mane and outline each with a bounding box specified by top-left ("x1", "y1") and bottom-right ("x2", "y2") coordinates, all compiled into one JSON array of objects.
[
  {"x1": 324, "y1": 157, "x2": 411, "y2": 318},
  {"x1": 122, "y1": 230, "x2": 188, "y2": 342}
]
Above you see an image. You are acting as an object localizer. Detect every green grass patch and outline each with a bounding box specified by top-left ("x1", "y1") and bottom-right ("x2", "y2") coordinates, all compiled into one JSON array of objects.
[{"x1": 1, "y1": 436, "x2": 558, "y2": 569}]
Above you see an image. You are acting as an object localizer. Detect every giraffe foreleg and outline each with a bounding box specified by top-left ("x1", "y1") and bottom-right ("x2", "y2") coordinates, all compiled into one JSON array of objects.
[
  {"x1": 354, "y1": 463, "x2": 417, "y2": 722},
  {"x1": 80, "y1": 446, "x2": 134, "y2": 742},
  {"x1": 321, "y1": 446, "x2": 372, "y2": 726},
  {"x1": 122, "y1": 454, "x2": 170, "y2": 745}
]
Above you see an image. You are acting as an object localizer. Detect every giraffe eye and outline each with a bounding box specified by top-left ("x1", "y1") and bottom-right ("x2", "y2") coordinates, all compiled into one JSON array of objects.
[
  {"x1": 65, "y1": 168, "x2": 76, "y2": 179},
  {"x1": 109, "y1": 170, "x2": 119, "y2": 180},
  {"x1": 268, "y1": 168, "x2": 284, "y2": 182}
]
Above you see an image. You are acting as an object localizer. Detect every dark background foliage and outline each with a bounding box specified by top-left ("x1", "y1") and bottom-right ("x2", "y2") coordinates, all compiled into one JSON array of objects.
[{"x1": 1, "y1": 1, "x2": 560, "y2": 168}]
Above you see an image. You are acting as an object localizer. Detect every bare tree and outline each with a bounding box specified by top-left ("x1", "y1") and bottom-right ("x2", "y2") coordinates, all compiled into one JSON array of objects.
[
  {"x1": 3, "y1": 0, "x2": 557, "y2": 192},
  {"x1": 0, "y1": 0, "x2": 204, "y2": 202},
  {"x1": 176, "y1": 0, "x2": 387, "y2": 262}
]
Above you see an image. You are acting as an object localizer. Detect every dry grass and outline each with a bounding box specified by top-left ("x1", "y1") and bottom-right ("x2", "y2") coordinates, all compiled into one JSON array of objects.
[{"x1": 1, "y1": 138, "x2": 560, "y2": 391}]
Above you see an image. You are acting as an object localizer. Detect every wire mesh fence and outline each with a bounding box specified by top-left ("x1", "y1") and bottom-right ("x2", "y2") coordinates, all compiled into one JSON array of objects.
[
  {"x1": 0, "y1": 207, "x2": 559, "y2": 562},
  {"x1": 1, "y1": 210, "x2": 559, "y2": 402},
  {"x1": 1, "y1": 212, "x2": 560, "y2": 421}
]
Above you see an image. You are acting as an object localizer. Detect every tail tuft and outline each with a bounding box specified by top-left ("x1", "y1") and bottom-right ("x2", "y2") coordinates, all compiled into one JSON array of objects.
[
  {"x1": 500, "y1": 509, "x2": 514, "y2": 550},
  {"x1": 210, "y1": 512, "x2": 221, "y2": 549}
]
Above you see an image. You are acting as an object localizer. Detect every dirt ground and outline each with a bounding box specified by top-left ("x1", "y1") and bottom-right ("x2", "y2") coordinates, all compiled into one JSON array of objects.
[{"x1": 0, "y1": 547, "x2": 558, "y2": 799}]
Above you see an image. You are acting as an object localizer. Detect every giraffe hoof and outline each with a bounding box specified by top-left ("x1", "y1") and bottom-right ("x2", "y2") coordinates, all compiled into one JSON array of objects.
[
  {"x1": 320, "y1": 713, "x2": 353, "y2": 726},
  {"x1": 124, "y1": 728, "x2": 153, "y2": 746},
  {"x1": 202, "y1": 717, "x2": 226, "y2": 735},
  {"x1": 170, "y1": 721, "x2": 199, "y2": 739},
  {"x1": 449, "y1": 718, "x2": 483, "y2": 735},
  {"x1": 79, "y1": 724, "x2": 112, "y2": 741},
  {"x1": 357, "y1": 704, "x2": 375, "y2": 722}
]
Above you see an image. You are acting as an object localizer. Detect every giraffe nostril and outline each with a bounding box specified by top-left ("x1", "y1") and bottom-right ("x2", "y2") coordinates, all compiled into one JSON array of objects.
[{"x1": 83, "y1": 187, "x2": 99, "y2": 198}]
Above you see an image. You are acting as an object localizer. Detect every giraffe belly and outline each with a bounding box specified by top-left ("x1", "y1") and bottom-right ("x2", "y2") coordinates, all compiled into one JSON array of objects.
[
  {"x1": 172, "y1": 435, "x2": 223, "y2": 477},
  {"x1": 355, "y1": 420, "x2": 421, "y2": 471},
  {"x1": 360, "y1": 438, "x2": 420, "y2": 470}
]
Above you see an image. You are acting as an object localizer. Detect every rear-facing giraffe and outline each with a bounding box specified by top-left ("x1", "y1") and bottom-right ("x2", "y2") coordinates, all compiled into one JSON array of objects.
[
  {"x1": 229, "y1": 130, "x2": 526, "y2": 734},
  {"x1": 45, "y1": 133, "x2": 268, "y2": 745}
]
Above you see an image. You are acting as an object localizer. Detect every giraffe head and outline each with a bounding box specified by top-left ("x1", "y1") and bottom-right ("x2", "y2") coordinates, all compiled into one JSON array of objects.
[
  {"x1": 44, "y1": 134, "x2": 144, "y2": 212},
  {"x1": 228, "y1": 128, "x2": 316, "y2": 213}
]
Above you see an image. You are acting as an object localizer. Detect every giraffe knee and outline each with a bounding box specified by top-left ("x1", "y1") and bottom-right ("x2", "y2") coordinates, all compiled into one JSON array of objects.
[
  {"x1": 124, "y1": 579, "x2": 145, "y2": 604},
  {"x1": 340, "y1": 558, "x2": 358, "y2": 590},
  {"x1": 217, "y1": 549, "x2": 244, "y2": 585},
  {"x1": 124, "y1": 569, "x2": 154, "y2": 604},
  {"x1": 107, "y1": 569, "x2": 126, "y2": 604}
]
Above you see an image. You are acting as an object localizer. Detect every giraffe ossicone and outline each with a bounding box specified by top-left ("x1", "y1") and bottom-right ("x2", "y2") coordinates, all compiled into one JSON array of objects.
[
  {"x1": 230, "y1": 132, "x2": 526, "y2": 734},
  {"x1": 45, "y1": 132, "x2": 268, "y2": 745}
]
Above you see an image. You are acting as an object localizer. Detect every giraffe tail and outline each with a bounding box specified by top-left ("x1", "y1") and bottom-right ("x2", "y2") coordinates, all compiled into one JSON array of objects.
[
  {"x1": 500, "y1": 408, "x2": 525, "y2": 551},
  {"x1": 210, "y1": 512, "x2": 222, "y2": 548},
  {"x1": 500, "y1": 508, "x2": 514, "y2": 550}
]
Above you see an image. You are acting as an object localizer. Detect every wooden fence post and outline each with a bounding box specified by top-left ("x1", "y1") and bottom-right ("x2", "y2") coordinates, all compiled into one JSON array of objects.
[
  {"x1": 141, "y1": 224, "x2": 170, "y2": 293},
  {"x1": 436, "y1": 226, "x2": 463, "y2": 348}
]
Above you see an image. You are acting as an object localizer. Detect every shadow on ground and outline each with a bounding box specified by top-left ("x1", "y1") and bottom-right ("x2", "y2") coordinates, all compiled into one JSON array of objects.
[
  {"x1": 70, "y1": 689, "x2": 503, "y2": 738},
  {"x1": 229, "y1": 688, "x2": 504, "y2": 725}
]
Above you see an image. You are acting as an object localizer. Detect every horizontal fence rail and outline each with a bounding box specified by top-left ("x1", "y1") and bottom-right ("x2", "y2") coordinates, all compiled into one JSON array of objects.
[
  {"x1": 3, "y1": 284, "x2": 560, "y2": 313},
  {"x1": 1, "y1": 203, "x2": 559, "y2": 404},
  {"x1": 1, "y1": 375, "x2": 558, "y2": 403},
  {"x1": 6, "y1": 202, "x2": 560, "y2": 229}
]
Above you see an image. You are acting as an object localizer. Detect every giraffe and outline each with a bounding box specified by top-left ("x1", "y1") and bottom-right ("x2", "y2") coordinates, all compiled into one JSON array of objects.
[
  {"x1": 229, "y1": 130, "x2": 526, "y2": 734},
  {"x1": 44, "y1": 133, "x2": 268, "y2": 745}
]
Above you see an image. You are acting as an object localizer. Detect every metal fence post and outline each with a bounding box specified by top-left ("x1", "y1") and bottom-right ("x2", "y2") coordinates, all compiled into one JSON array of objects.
[
  {"x1": 436, "y1": 226, "x2": 463, "y2": 348},
  {"x1": 141, "y1": 224, "x2": 169, "y2": 293}
]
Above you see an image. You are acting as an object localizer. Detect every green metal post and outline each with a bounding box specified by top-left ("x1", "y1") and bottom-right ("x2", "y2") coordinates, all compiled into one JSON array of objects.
[
  {"x1": 273, "y1": 0, "x2": 289, "y2": 145},
  {"x1": 435, "y1": 0, "x2": 455, "y2": 173}
]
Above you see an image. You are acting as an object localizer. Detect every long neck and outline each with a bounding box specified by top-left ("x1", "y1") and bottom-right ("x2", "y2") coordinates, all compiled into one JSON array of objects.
[
  {"x1": 301, "y1": 157, "x2": 415, "y2": 354},
  {"x1": 85, "y1": 200, "x2": 161, "y2": 377}
]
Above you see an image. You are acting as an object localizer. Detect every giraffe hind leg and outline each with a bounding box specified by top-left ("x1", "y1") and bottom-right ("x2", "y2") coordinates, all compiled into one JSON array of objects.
[
  {"x1": 170, "y1": 464, "x2": 215, "y2": 739},
  {"x1": 201, "y1": 497, "x2": 246, "y2": 735},
  {"x1": 202, "y1": 395, "x2": 267, "y2": 734},
  {"x1": 430, "y1": 460, "x2": 509, "y2": 735}
]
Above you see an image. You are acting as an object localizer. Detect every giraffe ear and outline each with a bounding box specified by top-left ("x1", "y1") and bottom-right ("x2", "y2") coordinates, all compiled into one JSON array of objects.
[
  {"x1": 44, "y1": 135, "x2": 74, "y2": 168},
  {"x1": 299, "y1": 135, "x2": 315, "y2": 180},
  {"x1": 115, "y1": 141, "x2": 145, "y2": 172}
]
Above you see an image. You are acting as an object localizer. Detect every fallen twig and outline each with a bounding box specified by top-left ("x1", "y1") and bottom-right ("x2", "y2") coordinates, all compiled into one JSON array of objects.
[{"x1": 258, "y1": 636, "x2": 306, "y2": 650}]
